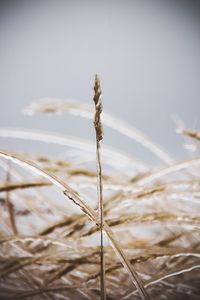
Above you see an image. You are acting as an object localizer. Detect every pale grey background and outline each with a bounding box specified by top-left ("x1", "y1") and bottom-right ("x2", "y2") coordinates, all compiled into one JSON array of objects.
[{"x1": 0, "y1": 0, "x2": 200, "y2": 164}]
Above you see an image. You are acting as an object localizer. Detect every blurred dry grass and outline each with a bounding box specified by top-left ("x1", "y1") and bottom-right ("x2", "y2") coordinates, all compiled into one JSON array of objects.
[{"x1": 0, "y1": 81, "x2": 200, "y2": 299}]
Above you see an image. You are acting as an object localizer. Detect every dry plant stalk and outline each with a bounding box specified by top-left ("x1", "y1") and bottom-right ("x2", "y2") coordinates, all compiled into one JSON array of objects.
[
  {"x1": 93, "y1": 74, "x2": 106, "y2": 300},
  {"x1": 5, "y1": 162, "x2": 18, "y2": 235}
]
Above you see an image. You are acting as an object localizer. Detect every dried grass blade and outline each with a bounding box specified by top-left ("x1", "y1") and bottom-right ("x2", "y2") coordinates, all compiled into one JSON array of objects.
[
  {"x1": 23, "y1": 99, "x2": 174, "y2": 164},
  {"x1": 137, "y1": 157, "x2": 200, "y2": 186},
  {"x1": 0, "y1": 149, "x2": 149, "y2": 300},
  {"x1": 5, "y1": 163, "x2": 18, "y2": 235},
  {"x1": 127, "y1": 263, "x2": 200, "y2": 299},
  {"x1": 0, "y1": 181, "x2": 51, "y2": 193},
  {"x1": 0, "y1": 127, "x2": 141, "y2": 169},
  {"x1": 178, "y1": 128, "x2": 200, "y2": 142}
]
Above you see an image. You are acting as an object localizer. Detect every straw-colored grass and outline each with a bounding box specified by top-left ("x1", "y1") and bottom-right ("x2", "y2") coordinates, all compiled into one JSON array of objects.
[{"x1": 0, "y1": 76, "x2": 199, "y2": 299}]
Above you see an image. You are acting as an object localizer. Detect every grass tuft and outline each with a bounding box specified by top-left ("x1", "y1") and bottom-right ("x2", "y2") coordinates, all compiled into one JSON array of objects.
[{"x1": 0, "y1": 77, "x2": 200, "y2": 299}]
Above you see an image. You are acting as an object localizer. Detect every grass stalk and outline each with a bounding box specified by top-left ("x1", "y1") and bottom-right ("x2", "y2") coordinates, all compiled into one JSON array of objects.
[{"x1": 93, "y1": 74, "x2": 106, "y2": 300}]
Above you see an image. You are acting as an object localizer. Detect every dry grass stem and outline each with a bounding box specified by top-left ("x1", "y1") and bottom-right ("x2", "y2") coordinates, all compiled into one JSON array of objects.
[{"x1": 93, "y1": 75, "x2": 106, "y2": 300}]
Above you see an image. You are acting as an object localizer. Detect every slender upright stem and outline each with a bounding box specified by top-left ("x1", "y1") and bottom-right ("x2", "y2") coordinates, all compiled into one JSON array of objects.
[
  {"x1": 5, "y1": 162, "x2": 18, "y2": 235},
  {"x1": 93, "y1": 74, "x2": 106, "y2": 300}
]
